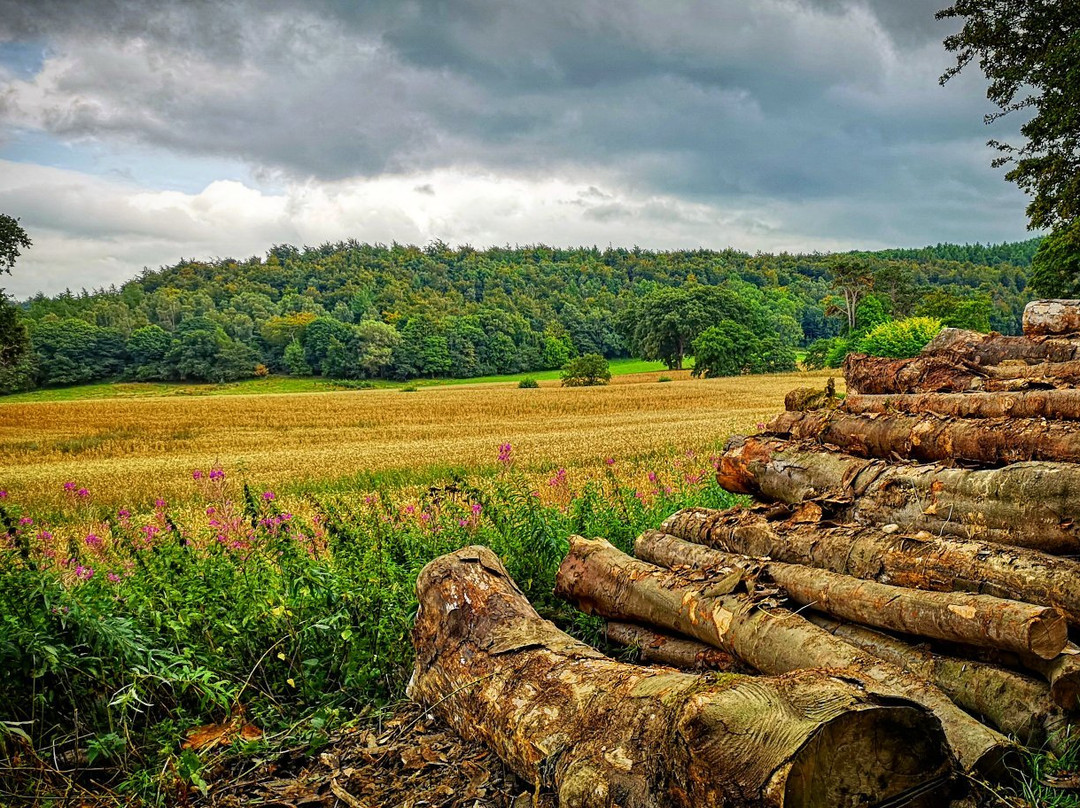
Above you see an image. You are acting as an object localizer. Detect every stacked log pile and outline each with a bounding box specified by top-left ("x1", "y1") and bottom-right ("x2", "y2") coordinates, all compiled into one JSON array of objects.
[{"x1": 408, "y1": 300, "x2": 1080, "y2": 806}]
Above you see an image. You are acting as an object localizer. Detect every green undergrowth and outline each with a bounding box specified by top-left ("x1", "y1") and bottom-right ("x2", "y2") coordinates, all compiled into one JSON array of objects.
[{"x1": 0, "y1": 462, "x2": 735, "y2": 805}]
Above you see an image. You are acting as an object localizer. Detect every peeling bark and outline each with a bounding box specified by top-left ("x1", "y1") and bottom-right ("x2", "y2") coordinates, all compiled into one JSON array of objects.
[
  {"x1": 554, "y1": 536, "x2": 1014, "y2": 775},
  {"x1": 921, "y1": 327, "x2": 1080, "y2": 365},
  {"x1": 716, "y1": 436, "x2": 1080, "y2": 554},
  {"x1": 808, "y1": 616, "x2": 1073, "y2": 750},
  {"x1": 1024, "y1": 300, "x2": 1080, "y2": 337},
  {"x1": 662, "y1": 505, "x2": 1080, "y2": 624},
  {"x1": 604, "y1": 621, "x2": 740, "y2": 671},
  {"x1": 844, "y1": 389, "x2": 1080, "y2": 421},
  {"x1": 844, "y1": 352, "x2": 1080, "y2": 395},
  {"x1": 768, "y1": 408, "x2": 1080, "y2": 466},
  {"x1": 635, "y1": 530, "x2": 1067, "y2": 659},
  {"x1": 408, "y1": 545, "x2": 954, "y2": 807}
]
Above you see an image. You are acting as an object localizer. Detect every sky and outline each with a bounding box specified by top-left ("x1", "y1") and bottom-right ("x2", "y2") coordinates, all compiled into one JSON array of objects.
[{"x1": 0, "y1": 0, "x2": 1034, "y2": 298}]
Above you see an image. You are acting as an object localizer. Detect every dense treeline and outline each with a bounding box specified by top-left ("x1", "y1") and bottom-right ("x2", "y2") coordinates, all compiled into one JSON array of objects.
[{"x1": 2, "y1": 238, "x2": 1039, "y2": 391}]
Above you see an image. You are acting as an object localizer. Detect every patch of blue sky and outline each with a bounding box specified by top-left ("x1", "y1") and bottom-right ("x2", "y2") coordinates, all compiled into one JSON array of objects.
[
  {"x1": 0, "y1": 39, "x2": 47, "y2": 78},
  {"x1": 0, "y1": 128, "x2": 283, "y2": 195}
]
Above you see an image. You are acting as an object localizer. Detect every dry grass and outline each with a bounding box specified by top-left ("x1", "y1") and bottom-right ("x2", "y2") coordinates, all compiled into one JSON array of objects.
[{"x1": 0, "y1": 369, "x2": 840, "y2": 509}]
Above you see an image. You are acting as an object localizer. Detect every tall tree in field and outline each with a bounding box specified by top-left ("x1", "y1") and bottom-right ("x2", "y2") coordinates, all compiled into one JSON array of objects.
[
  {"x1": 827, "y1": 257, "x2": 875, "y2": 333},
  {"x1": 937, "y1": 1, "x2": 1079, "y2": 232}
]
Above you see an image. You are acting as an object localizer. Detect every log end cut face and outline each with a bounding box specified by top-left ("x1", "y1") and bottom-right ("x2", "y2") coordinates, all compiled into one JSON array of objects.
[{"x1": 779, "y1": 703, "x2": 952, "y2": 808}]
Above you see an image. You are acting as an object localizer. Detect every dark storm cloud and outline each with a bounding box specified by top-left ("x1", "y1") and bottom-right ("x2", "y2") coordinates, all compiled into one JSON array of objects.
[{"x1": 0, "y1": 0, "x2": 1029, "y2": 249}]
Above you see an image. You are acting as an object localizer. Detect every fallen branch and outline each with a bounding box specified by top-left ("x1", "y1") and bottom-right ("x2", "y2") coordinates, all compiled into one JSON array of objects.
[
  {"x1": 408, "y1": 545, "x2": 954, "y2": 807},
  {"x1": 603, "y1": 621, "x2": 739, "y2": 671}
]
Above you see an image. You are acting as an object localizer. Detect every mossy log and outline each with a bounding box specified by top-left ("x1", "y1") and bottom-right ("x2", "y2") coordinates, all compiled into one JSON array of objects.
[
  {"x1": 808, "y1": 616, "x2": 1073, "y2": 750},
  {"x1": 408, "y1": 545, "x2": 954, "y2": 807},
  {"x1": 1024, "y1": 300, "x2": 1080, "y2": 337},
  {"x1": 716, "y1": 435, "x2": 1080, "y2": 554},
  {"x1": 604, "y1": 621, "x2": 740, "y2": 671},
  {"x1": 921, "y1": 327, "x2": 1080, "y2": 365},
  {"x1": 554, "y1": 536, "x2": 1014, "y2": 775},
  {"x1": 768, "y1": 408, "x2": 1080, "y2": 466},
  {"x1": 844, "y1": 389, "x2": 1080, "y2": 421},
  {"x1": 843, "y1": 352, "x2": 1080, "y2": 395},
  {"x1": 634, "y1": 530, "x2": 1067, "y2": 659},
  {"x1": 662, "y1": 504, "x2": 1080, "y2": 624}
]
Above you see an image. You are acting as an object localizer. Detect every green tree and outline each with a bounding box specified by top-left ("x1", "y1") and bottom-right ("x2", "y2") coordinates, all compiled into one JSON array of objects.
[
  {"x1": 826, "y1": 258, "x2": 876, "y2": 332},
  {"x1": 692, "y1": 320, "x2": 797, "y2": 378},
  {"x1": 126, "y1": 324, "x2": 174, "y2": 380},
  {"x1": 858, "y1": 317, "x2": 944, "y2": 358},
  {"x1": 916, "y1": 290, "x2": 993, "y2": 332},
  {"x1": 283, "y1": 339, "x2": 312, "y2": 375},
  {"x1": 560, "y1": 353, "x2": 611, "y2": 386},
  {"x1": 354, "y1": 320, "x2": 401, "y2": 378},
  {"x1": 938, "y1": 1, "x2": 1080, "y2": 231},
  {"x1": 0, "y1": 215, "x2": 33, "y2": 391},
  {"x1": 0, "y1": 214, "x2": 32, "y2": 273},
  {"x1": 1030, "y1": 219, "x2": 1080, "y2": 297}
]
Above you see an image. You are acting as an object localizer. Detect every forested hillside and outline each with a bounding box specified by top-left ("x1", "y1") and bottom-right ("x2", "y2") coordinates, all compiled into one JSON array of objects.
[{"x1": 2, "y1": 239, "x2": 1039, "y2": 392}]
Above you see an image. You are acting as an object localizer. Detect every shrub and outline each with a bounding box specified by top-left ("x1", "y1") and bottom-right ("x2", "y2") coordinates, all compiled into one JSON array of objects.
[
  {"x1": 857, "y1": 317, "x2": 943, "y2": 359},
  {"x1": 518, "y1": 377, "x2": 539, "y2": 389},
  {"x1": 400, "y1": 385, "x2": 418, "y2": 392},
  {"x1": 561, "y1": 354, "x2": 611, "y2": 387},
  {"x1": 657, "y1": 376, "x2": 672, "y2": 383}
]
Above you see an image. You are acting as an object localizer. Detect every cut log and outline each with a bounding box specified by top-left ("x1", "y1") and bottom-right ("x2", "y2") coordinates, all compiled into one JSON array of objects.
[
  {"x1": 768, "y1": 408, "x2": 1080, "y2": 466},
  {"x1": 921, "y1": 327, "x2": 1080, "y2": 365},
  {"x1": 936, "y1": 643, "x2": 1080, "y2": 712},
  {"x1": 662, "y1": 504, "x2": 1080, "y2": 623},
  {"x1": 635, "y1": 530, "x2": 1067, "y2": 659},
  {"x1": 844, "y1": 352, "x2": 1080, "y2": 395},
  {"x1": 604, "y1": 621, "x2": 740, "y2": 671},
  {"x1": 555, "y1": 536, "x2": 1014, "y2": 775},
  {"x1": 408, "y1": 545, "x2": 954, "y2": 807},
  {"x1": 1024, "y1": 300, "x2": 1080, "y2": 337},
  {"x1": 807, "y1": 616, "x2": 1073, "y2": 749},
  {"x1": 844, "y1": 389, "x2": 1080, "y2": 421},
  {"x1": 842, "y1": 353, "x2": 984, "y2": 395},
  {"x1": 716, "y1": 436, "x2": 1080, "y2": 554}
]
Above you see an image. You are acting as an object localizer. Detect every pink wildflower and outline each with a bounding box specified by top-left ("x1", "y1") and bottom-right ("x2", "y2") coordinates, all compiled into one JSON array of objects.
[
  {"x1": 18, "y1": 517, "x2": 32, "y2": 526},
  {"x1": 77, "y1": 488, "x2": 90, "y2": 498},
  {"x1": 74, "y1": 565, "x2": 94, "y2": 580},
  {"x1": 192, "y1": 469, "x2": 204, "y2": 480},
  {"x1": 84, "y1": 533, "x2": 102, "y2": 548},
  {"x1": 262, "y1": 491, "x2": 275, "y2": 501}
]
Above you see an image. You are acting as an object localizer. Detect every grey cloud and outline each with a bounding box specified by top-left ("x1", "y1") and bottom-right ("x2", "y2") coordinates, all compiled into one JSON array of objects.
[{"x1": 0, "y1": 0, "x2": 1031, "y2": 251}]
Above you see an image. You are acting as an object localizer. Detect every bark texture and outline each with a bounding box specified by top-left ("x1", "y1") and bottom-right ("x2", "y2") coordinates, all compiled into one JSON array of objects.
[
  {"x1": 768, "y1": 408, "x2": 1080, "y2": 466},
  {"x1": 716, "y1": 436, "x2": 1080, "y2": 554},
  {"x1": 808, "y1": 616, "x2": 1073, "y2": 750},
  {"x1": 662, "y1": 505, "x2": 1080, "y2": 624},
  {"x1": 554, "y1": 536, "x2": 1014, "y2": 775},
  {"x1": 604, "y1": 621, "x2": 740, "y2": 671},
  {"x1": 843, "y1": 353, "x2": 1080, "y2": 394},
  {"x1": 844, "y1": 389, "x2": 1080, "y2": 421},
  {"x1": 408, "y1": 545, "x2": 954, "y2": 807},
  {"x1": 921, "y1": 327, "x2": 1080, "y2": 365},
  {"x1": 1024, "y1": 300, "x2": 1080, "y2": 337},
  {"x1": 635, "y1": 530, "x2": 1067, "y2": 659}
]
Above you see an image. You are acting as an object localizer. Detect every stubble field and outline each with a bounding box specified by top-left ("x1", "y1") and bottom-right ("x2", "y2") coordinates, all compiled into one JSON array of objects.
[{"x1": 0, "y1": 368, "x2": 839, "y2": 511}]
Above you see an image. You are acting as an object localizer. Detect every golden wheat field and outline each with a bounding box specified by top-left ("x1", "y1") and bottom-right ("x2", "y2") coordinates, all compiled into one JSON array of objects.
[{"x1": 0, "y1": 369, "x2": 839, "y2": 510}]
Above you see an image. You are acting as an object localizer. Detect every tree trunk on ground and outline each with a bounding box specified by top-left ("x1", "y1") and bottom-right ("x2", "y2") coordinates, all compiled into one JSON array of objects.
[
  {"x1": 1024, "y1": 300, "x2": 1080, "y2": 337},
  {"x1": 937, "y1": 643, "x2": 1080, "y2": 712},
  {"x1": 554, "y1": 536, "x2": 1014, "y2": 775},
  {"x1": 716, "y1": 436, "x2": 1080, "y2": 554},
  {"x1": 921, "y1": 327, "x2": 1080, "y2": 365},
  {"x1": 768, "y1": 408, "x2": 1080, "y2": 466},
  {"x1": 807, "y1": 616, "x2": 1073, "y2": 750},
  {"x1": 661, "y1": 504, "x2": 1080, "y2": 624},
  {"x1": 844, "y1": 389, "x2": 1080, "y2": 421},
  {"x1": 604, "y1": 621, "x2": 740, "y2": 671},
  {"x1": 634, "y1": 530, "x2": 1067, "y2": 659},
  {"x1": 408, "y1": 545, "x2": 954, "y2": 808},
  {"x1": 844, "y1": 352, "x2": 1080, "y2": 394}
]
